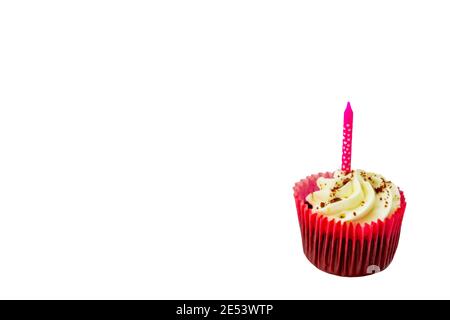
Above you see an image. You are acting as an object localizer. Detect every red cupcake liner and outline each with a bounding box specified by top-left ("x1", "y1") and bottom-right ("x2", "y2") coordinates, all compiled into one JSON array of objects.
[{"x1": 293, "y1": 172, "x2": 406, "y2": 277}]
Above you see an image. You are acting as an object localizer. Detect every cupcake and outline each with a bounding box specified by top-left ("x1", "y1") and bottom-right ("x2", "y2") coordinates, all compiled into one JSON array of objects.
[{"x1": 293, "y1": 103, "x2": 406, "y2": 277}]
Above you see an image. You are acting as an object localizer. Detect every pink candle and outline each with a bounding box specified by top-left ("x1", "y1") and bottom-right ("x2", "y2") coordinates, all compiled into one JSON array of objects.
[{"x1": 341, "y1": 102, "x2": 353, "y2": 173}]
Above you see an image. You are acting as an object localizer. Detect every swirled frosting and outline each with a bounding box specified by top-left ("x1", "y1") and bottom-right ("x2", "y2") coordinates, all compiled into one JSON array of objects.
[{"x1": 306, "y1": 170, "x2": 400, "y2": 223}]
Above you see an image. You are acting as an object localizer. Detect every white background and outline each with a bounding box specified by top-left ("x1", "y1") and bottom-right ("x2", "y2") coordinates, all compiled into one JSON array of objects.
[{"x1": 0, "y1": 1, "x2": 449, "y2": 299}]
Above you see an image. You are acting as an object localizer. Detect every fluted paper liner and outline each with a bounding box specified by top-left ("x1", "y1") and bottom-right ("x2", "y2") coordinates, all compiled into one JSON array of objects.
[{"x1": 293, "y1": 172, "x2": 406, "y2": 277}]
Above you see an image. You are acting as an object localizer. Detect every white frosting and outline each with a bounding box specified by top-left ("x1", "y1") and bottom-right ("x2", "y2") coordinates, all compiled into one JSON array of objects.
[{"x1": 306, "y1": 170, "x2": 400, "y2": 223}]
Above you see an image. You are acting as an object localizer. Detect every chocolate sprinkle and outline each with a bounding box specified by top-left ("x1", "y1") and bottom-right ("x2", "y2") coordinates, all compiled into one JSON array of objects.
[{"x1": 329, "y1": 197, "x2": 341, "y2": 203}]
